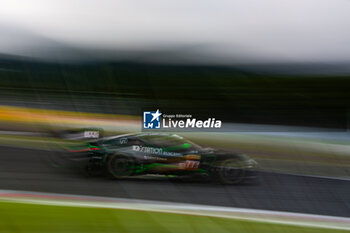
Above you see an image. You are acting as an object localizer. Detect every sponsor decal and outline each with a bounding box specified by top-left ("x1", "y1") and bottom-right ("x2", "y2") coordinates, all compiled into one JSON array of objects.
[
  {"x1": 119, "y1": 138, "x2": 128, "y2": 144},
  {"x1": 132, "y1": 145, "x2": 181, "y2": 156},
  {"x1": 143, "y1": 155, "x2": 167, "y2": 161},
  {"x1": 185, "y1": 154, "x2": 201, "y2": 160},
  {"x1": 84, "y1": 131, "x2": 99, "y2": 138},
  {"x1": 178, "y1": 160, "x2": 200, "y2": 170}
]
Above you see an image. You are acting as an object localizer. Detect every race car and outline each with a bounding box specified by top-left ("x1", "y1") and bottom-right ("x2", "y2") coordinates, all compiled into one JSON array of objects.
[{"x1": 51, "y1": 130, "x2": 258, "y2": 184}]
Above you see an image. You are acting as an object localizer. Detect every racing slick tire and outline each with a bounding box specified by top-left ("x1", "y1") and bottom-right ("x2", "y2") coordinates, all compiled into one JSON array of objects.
[
  {"x1": 212, "y1": 158, "x2": 246, "y2": 184},
  {"x1": 107, "y1": 154, "x2": 135, "y2": 179}
]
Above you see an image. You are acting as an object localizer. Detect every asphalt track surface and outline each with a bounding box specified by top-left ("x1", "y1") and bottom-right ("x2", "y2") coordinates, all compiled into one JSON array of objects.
[{"x1": 0, "y1": 146, "x2": 349, "y2": 218}]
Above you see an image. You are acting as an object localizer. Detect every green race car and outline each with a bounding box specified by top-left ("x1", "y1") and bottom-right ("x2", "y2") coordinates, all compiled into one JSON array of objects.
[{"x1": 53, "y1": 131, "x2": 258, "y2": 184}]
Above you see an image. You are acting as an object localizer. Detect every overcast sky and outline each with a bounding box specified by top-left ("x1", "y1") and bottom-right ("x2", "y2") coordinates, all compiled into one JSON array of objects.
[{"x1": 1, "y1": 0, "x2": 350, "y2": 64}]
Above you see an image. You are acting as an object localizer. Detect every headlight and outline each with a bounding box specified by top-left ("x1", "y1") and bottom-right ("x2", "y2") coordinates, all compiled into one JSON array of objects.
[{"x1": 245, "y1": 159, "x2": 258, "y2": 166}]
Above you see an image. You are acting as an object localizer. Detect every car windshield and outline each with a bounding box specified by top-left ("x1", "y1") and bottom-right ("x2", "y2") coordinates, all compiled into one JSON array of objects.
[{"x1": 139, "y1": 134, "x2": 201, "y2": 152}]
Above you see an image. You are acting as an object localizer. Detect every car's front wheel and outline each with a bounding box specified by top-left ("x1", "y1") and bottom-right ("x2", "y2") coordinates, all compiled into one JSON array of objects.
[
  {"x1": 212, "y1": 159, "x2": 246, "y2": 184},
  {"x1": 107, "y1": 154, "x2": 134, "y2": 179}
]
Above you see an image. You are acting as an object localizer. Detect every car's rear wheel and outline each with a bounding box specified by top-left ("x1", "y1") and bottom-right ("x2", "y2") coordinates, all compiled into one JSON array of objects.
[
  {"x1": 212, "y1": 159, "x2": 246, "y2": 184},
  {"x1": 107, "y1": 154, "x2": 134, "y2": 179}
]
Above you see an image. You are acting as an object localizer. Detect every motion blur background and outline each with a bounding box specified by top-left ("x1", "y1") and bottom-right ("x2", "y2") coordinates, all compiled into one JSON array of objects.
[{"x1": 0, "y1": 1, "x2": 349, "y2": 233}]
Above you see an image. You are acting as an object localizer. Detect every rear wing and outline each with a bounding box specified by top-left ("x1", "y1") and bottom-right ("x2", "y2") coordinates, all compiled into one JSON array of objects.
[{"x1": 51, "y1": 128, "x2": 104, "y2": 141}]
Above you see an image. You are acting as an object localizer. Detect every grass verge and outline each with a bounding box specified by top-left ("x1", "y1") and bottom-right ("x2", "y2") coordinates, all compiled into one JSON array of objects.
[{"x1": 0, "y1": 201, "x2": 348, "y2": 233}]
